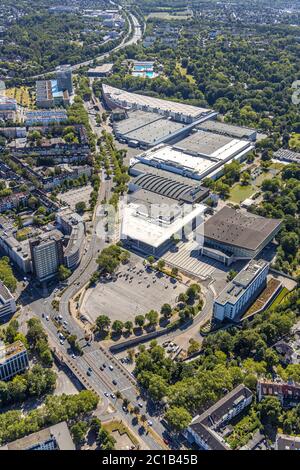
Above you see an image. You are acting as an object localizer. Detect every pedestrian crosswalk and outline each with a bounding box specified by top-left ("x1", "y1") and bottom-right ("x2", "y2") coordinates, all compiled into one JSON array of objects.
[{"x1": 163, "y1": 240, "x2": 217, "y2": 279}]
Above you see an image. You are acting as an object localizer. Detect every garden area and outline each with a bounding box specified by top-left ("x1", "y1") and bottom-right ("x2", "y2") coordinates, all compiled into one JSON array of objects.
[
  {"x1": 228, "y1": 165, "x2": 282, "y2": 204},
  {"x1": 102, "y1": 420, "x2": 139, "y2": 450},
  {"x1": 242, "y1": 278, "x2": 282, "y2": 319},
  {"x1": 5, "y1": 86, "x2": 34, "y2": 108},
  {"x1": 225, "y1": 407, "x2": 261, "y2": 450}
]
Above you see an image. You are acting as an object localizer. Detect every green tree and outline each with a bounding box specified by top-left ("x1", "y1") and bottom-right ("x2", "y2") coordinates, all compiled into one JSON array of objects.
[
  {"x1": 135, "y1": 315, "x2": 145, "y2": 328},
  {"x1": 111, "y1": 320, "x2": 124, "y2": 334},
  {"x1": 157, "y1": 259, "x2": 165, "y2": 271},
  {"x1": 96, "y1": 315, "x2": 111, "y2": 332},
  {"x1": 58, "y1": 265, "x2": 71, "y2": 281},
  {"x1": 124, "y1": 321, "x2": 133, "y2": 333},
  {"x1": 161, "y1": 303, "x2": 172, "y2": 318},
  {"x1": 75, "y1": 201, "x2": 86, "y2": 214},
  {"x1": 145, "y1": 310, "x2": 159, "y2": 327},
  {"x1": 165, "y1": 406, "x2": 192, "y2": 432}
]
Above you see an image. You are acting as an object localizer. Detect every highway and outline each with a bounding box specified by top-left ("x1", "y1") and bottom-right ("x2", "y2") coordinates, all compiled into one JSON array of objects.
[{"x1": 31, "y1": 10, "x2": 142, "y2": 78}]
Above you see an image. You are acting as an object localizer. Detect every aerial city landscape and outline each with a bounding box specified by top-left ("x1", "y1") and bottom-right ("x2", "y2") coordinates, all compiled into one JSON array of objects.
[{"x1": 0, "y1": 0, "x2": 299, "y2": 456}]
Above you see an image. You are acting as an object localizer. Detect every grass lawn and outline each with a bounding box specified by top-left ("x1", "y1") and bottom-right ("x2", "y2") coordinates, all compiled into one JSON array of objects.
[
  {"x1": 269, "y1": 287, "x2": 290, "y2": 310},
  {"x1": 289, "y1": 133, "x2": 300, "y2": 151},
  {"x1": 254, "y1": 171, "x2": 275, "y2": 186},
  {"x1": 229, "y1": 184, "x2": 256, "y2": 203},
  {"x1": 175, "y1": 62, "x2": 196, "y2": 85},
  {"x1": 103, "y1": 420, "x2": 139, "y2": 447},
  {"x1": 243, "y1": 278, "x2": 281, "y2": 319},
  {"x1": 269, "y1": 162, "x2": 286, "y2": 171}
]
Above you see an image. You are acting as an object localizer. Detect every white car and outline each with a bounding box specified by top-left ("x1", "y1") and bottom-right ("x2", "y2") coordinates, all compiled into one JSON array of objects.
[
  {"x1": 147, "y1": 420, "x2": 153, "y2": 426},
  {"x1": 109, "y1": 365, "x2": 114, "y2": 371},
  {"x1": 45, "y1": 315, "x2": 49, "y2": 321}
]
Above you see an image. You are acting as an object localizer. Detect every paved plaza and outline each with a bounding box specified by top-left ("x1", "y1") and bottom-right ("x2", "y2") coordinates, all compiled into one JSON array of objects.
[{"x1": 81, "y1": 256, "x2": 186, "y2": 324}]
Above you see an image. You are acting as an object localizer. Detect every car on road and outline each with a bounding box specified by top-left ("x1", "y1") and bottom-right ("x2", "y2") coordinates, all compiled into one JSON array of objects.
[
  {"x1": 58, "y1": 315, "x2": 63, "y2": 320},
  {"x1": 63, "y1": 320, "x2": 68, "y2": 326},
  {"x1": 109, "y1": 365, "x2": 114, "y2": 371},
  {"x1": 103, "y1": 363, "x2": 106, "y2": 368},
  {"x1": 100, "y1": 366, "x2": 104, "y2": 371},
  {"x1": 147, "y1": 420, "x2": 153, "y2": 426},
  {"x1": 110, "y1": 393, "x2": 116, "y2": 399},
  {"x1": 46, "y1": 316, "x2": 49, "y2": 321},
  {"x1": 138, "y1": 403, "x2": 143, "y2": 408},
  {"x1": 71, "y1": 354, "x2": 76, "y2": 359},
  {"x1": 104, "y1": 392, "x2": 109, "y2": 397},
  {"x1": 122, "y1": 406, "x2": 128, "y2": 413},
  {"x1": 112, "y1": 379, "x2": 117, "y2": 386},
  {"x1": 60, "y1": 340, "x2": 64, "y2": 345}
]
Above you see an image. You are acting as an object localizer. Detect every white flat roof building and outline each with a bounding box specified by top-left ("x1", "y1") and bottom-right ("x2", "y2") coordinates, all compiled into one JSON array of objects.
[
  {"x1": 102, "y1": 84, "x2": 212, "y2": 123},
  {"x1": 131, "y1": 145, "x2": 216, "y2": 180},
  {"x1": 130, "y1": 132, "x2": 254, "y2": 181},
  {"x1": 120, "y1": 200, "x2": 205, "y2": 252}
]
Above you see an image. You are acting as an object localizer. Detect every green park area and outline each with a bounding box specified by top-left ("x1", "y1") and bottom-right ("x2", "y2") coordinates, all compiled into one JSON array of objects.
[
  {"x1": 289, "y1": 133, "x2": 300, "y2": 151},
  {"x1": 229, "y1": 184, "x2": 256, "y2": 203},
  {"x1": 229, "y1": 165, "x2": 282, "y2": 204}
]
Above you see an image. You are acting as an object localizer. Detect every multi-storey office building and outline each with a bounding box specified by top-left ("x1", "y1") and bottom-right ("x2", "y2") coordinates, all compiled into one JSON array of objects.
[
  {"x1": 56, "y1": 65, "x2": 73, "y2": 96},
  {"x1": 0, "y1": 341, "x2": 29, "y2": 381},
  {"x1": 0, "y1": 422, "x2": 75, "y2": 450},
  {"x1": 0, "y1": 281, "x2": 16, "y2": 322},
  {"x1": 30, "y1": 231, "x2": 64, "y2": 282},
  {"x1": 213, "y1": 259, "x2": 269, "y2": 322}
]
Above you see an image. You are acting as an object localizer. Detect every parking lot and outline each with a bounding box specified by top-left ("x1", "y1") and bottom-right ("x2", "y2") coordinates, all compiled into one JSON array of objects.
[
  {"x1": 81, "y1": 256, "x2": 186, "y2": 324},
  {"x1": 56, "y1": 184, "x2": 92, "y2": 211}
]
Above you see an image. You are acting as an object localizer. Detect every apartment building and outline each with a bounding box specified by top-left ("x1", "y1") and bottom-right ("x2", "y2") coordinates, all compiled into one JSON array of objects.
[
  {"x1": 185, "y1": 384, "x2": 253, "y2": 450},
  {"x1": 0, "y1": 340, "x2": 29, "y2": 381},
  {"x1": 276, "y1": 434, "x2": 300, "y2": 450},
  {"x1": 257, "y1": 379, "x2": 300, "y2": 406}
]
